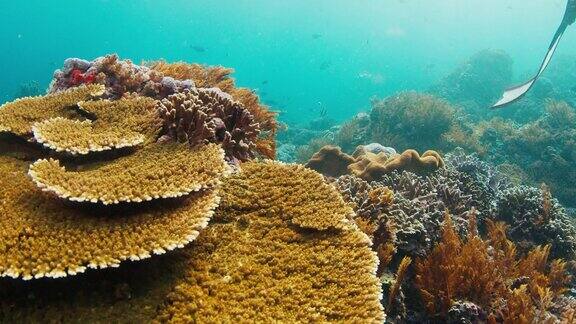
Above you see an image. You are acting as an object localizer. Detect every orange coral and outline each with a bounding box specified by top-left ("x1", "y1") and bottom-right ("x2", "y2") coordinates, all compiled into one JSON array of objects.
[{"x1": 415, "y1": 212, "x2": 572, "y2": 321}]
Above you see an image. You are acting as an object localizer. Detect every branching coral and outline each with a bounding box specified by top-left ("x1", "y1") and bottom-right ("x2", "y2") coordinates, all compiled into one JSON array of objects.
[
  {"x1": 149, "y1": 60, "x2": 277, "y2": 159},
  {"x1": 0, "y1": 85, "x2": 105, "y2": 137},
  {"x1": 155, "y1": 161, "x2": 385, "y2": 322},
  {"x1": 493, "y1": 185, "x2": 576, "y2": 260},
  {"x1": 415, "y1": 212, "x2": 573, "y2": 322},
  {"x1": 29, "y1": 143, "x2": 227, "y2": 205},
  {"x1": 0, "y1": 155, "x2": 221, "y2": 280},
  {"x1": 32, "y1": 97, "x2": 161, "y2": 154},
  {"x1": 157, "y1": 88, "x2": 261, "y2": 162}
]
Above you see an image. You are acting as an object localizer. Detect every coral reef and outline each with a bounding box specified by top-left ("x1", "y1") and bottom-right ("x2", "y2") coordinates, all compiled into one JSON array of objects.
[
  {"x1": 0, "y1": 85, "x2": 105, "y2": 137},
  {"x1": 415, "y1": 213, "x2": 573, "y2": 322},
  {"x1": 493, "y1": 185, "x2": 576, "y2": 260},
  {"x1": 306, "y1": 144, "x2": 444, "y2": 182},
  {"x1": 430, "y1": 49, "x2": 513, "y2": 117},
  {"x1": 148, "y1": 60, "x2": 277, "y2": 159},
  {"x1": 48, "y1": 56, "x2": 277, "y2": 159},
  {"x1": 33, "y1": 97, "x2": 161, "y2": 154},
  {"x1": 156, "y1": 162, "x2": 384, "y2": 322},
  {"x1": 48, "y1": 55, "x2": 194, "y2": 99},
  {"x1": 157, "y1": 88, "x2": 260, "y2": 162},
  {"x1": 29, "y1": 143, "x2": 227, "y2": 205},
  {"x1": 367, "y1": 92, "x2": 458, "y2": 152},
  {"x1": 0, "y1": 155, "x2": 220, "y2": 280}
]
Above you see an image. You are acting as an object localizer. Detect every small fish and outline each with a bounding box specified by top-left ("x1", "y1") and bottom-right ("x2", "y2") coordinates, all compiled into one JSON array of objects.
[
  {"x1": 191, "y1": 46, "x2": 206, "y2": 53},
  {"x1": 261, "y1": 80, "x2": 269, "y2": 85},
  {"x1": 319, "y1": 61, "x2": 332, "y2": 71},
  {"x1": 312, "y1": 33, "x2": 322, "y2": 40}
]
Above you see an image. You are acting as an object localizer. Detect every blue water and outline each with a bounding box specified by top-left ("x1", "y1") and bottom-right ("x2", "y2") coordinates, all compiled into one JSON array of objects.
[{"x1": 1, "y1": 0, "x2": 574, "y2": 124}]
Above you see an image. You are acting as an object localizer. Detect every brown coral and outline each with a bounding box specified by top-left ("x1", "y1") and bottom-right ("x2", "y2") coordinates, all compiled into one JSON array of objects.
[
  {"x1": 157, "y1": 88, "x2": 261, "y2": 162},
  {"x1": 0, "y1": 85, "x2": 105, "y2": 137},
  {"x1": 155, "y1": 161, "x2": 385, "y2": 322},
  {"x1": 305, "y1": 145, "x2": 356, "y2": 177},
  {"x1": 150, "y1": 60, "x2": 277, "y2": 159},
  {"x1": 29, "y1": 143, "x2": 228, "y2": 205},
  {"x1": 415, "y1": 212, "x2": 573, "y2": 321},
  {"x1": 307, "y1": 144, "x2": 444, "y2": 182},
  {"x1": 0, "y1": 155, "x2": 221, "y2": 280},
  {"x1": 352, "y1": 149, "x2": 445, "y2": 182}
]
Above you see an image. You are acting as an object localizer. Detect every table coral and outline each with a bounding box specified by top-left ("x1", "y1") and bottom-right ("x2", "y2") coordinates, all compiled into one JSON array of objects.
[
  {"x1": 0, "y1": 155, "x2": 220, "y2": 280},
  {"x1": 0, "y1": 84, "x2": 105, "y2": 137},
  {"x1": 32, "y1": 97, "x2": 162, "y2": 155},
  {"x1": 29, "y1": 143, "x2": 227, "y2": 205},
  {"x1": 155, "y1": 161, "x2": 385, "y2": 322}
]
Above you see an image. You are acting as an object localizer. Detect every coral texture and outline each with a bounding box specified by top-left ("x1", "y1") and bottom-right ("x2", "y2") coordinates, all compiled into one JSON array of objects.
[
  {"x1": 29, "y1": 143, "x2": 227, "y2": 205},
  {"x1": 0, "y1": 155, "x2": 220, "y2": 280},
  {"x1": 156, "y1": 161, "x2": 385, "y2": 322},
  {"x1": 493, "y1": 185, "x2": 576, "y2": 260},
  {"x1": 32, "y1": 97, "x2": 161, "y2": 154},
  {"x1": 157, "y1": 88, "x2": 260, "y2": 162},
  {"x1": 0, "y1": 85, "x2": 105, "y2": 137},
  {"x1": 305, "y1": 145, "x2": 355, "y2": 177},
  {"x1": 415, "y1": 213, "x2": 572, "y2": 322},
  {"x1": 149, "y1": 60, "x2": 278, "y2": 159},
  {"x1": 307, "y1": 144, "x2": 444, "y2": 182},
  {"x1": 49, "y1": 55, "x2": 194, "y2": 99}
]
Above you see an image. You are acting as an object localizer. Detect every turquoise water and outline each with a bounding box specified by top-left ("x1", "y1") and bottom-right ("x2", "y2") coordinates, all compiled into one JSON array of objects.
[{"x1": 1, "y1": 0, "x2": 575, "y2": 124}]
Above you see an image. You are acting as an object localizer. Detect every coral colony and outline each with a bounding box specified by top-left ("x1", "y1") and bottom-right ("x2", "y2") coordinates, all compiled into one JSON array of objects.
[{"x1": 1, "y1": 53, "x2": 576, "y2": 322}]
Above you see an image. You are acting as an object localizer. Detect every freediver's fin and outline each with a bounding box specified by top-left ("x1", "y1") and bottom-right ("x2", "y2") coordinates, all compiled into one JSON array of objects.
[{"x1": 491, "y1": 1, "x2": 573, "y2": 109}]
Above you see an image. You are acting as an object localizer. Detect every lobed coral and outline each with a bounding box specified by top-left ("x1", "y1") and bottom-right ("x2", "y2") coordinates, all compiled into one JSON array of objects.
[
  {"x1": 307, "y1": 144, "x2": 444, "y2": 182},
  {"x1": 157, "y1": 88, "x2": 260, "y2": 162}
]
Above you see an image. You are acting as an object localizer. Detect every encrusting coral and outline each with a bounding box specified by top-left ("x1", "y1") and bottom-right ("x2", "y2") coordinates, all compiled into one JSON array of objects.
[
  {"x1": 0, "y1": 155, "x2": 221, "y2": 280},
  {"x1": 157, "y1": 87, "x2": 260, "y2": 162},
  {"x1": 305, "y1": 145, "x2": 356, "y2": 178},
  {"x1": 32, "y1": 96, "x2": 161, "y2": 155},
  {"x1": 307, "y1": 144, "x2": 444, "y2": 182},
  {"x1": 29, "y1": 143, "x2": 227, "y2": 205},
  {"x1": 155, "y1": 161, "x2": 385, "y2": 322},
  {"x1": 0, "y1": 84, "x2": 105, "y2": 137}
]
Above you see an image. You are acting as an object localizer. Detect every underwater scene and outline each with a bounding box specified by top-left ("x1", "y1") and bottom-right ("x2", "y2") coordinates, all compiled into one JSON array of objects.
[{"x1": 1, "y1": 0, "x2": 576, "y2": 323}]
